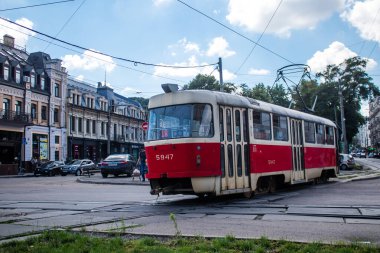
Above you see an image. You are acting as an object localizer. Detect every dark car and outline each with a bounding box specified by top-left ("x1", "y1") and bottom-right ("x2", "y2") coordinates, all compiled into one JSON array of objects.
[
  {"x1": 99, "y1": 154, "x2": 136, "y2": 178},
  {"x1": 34, "y1": 161, "x2": 65, "y2": 177},
  {"x1": 61, "y1": 159, "x2": 96, "y2": 176}
]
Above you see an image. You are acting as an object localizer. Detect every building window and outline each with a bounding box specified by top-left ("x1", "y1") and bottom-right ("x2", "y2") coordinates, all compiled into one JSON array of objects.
[
  {"x1": 86, "y1": 119, "x2": 90, "y2": 133},
  {"x1": 41, "y1": 106, "x2": 47, "y2": 120},
  {"x1": 31, "y1": 73, "x2": 36, "y2": 88},
  {"x1": 41, "y1": 77, "x2": 45, "y2": 90},
  {"x1": 54, "y1": 108, "x2": 59, "y2": 123},
  {"x1": 78, "y1": 118, "x2": 83, "y2": 132},
  {"x1": 71, "y1": 116, "x2": 76, "y2": 132},
  {"x1": 15, "y1": 68, "x2": 21, "y2": 83},
  {"x1": 3, "y1": 98, "x2": 10, "y2": 114},
  {"x1": 15, "y1": 101, "x2": 22, "y2": 115},
  {"x1": 31, "y1": 104, "x2": 37, "y2": 119},
  {"x1": 3, "y1": 65, "x2": 9, "y2": 80},
  {"x1": 55, "y1": 135, "x2": 60, "y2": 144},
  {"x1": 54, "y1": 83, "x2": 60, "y2": 97},
  {"x1": 101, "y1": 122, "x2": 105, "y2": 135},
  {"x1": 92, "y1": 120, "x2": 96, "y2": 134}
]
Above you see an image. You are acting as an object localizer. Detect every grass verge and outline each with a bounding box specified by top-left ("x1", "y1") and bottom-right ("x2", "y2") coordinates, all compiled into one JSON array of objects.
[{"x1": 0, "y1": 230, "x2": 378, "y2": 253}]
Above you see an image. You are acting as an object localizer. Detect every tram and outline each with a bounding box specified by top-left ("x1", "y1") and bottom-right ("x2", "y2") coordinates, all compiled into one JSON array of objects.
[{"x1": 145, "y1": 84, "x2": 338, "y2": 197}]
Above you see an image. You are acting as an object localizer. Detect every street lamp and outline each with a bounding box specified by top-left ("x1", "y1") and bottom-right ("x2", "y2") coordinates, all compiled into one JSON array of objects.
[{"x1": 337, "y1": 62, "x2": 348, "y2": 154}]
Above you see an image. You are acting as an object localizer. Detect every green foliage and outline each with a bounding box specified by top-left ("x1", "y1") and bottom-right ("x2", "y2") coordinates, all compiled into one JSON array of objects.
[
  {"x1": 184, "y1": 74, "x2": 236, "y2": 93},
  {"x1": 169, "y1": 213, "x2": 181, "y2": 237},
  {"x1": 129, "y1": 97, "x2": 149, "y2": 109},
  {"x1": 0, "y1": 230, "x2": 378, "y2": 253}
]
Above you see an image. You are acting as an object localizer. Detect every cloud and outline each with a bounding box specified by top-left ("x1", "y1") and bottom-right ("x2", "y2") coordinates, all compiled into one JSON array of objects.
[
  {"x1": 307, "y1": 41, "x2": 377, "y2": 73},
  {"x1": 153, "y1": 0, "x2": 172, "y2": 7},
  {"x1": 74, "y1": 75, "x2": 85, "y2": 81},
  {"x1": 341, "y1": 0, "x2": 380, "y2": 44},
  {"x1": 226, "y1": 0, "x2": 345, "y2": 37},
  {"x1": 62, "y1": 50, "x2": 116, "y2": 72},
  {"x1": 154, "y1": 55, "x2": 236, "y2": 81},
  {"x1": 0, "y1": 17, "x2": 35, "y2": 48},
  {"x1": 206, "y1": 37, "x2": 236, "y2": 58},
  {"x1": 248, "y1": 68, "x2": 270, "y2": 75}
]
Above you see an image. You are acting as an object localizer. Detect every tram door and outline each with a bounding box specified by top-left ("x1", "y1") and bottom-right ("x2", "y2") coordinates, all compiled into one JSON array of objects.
[
  {"x1": 220, "y1": 106, "x2": 250, "y2": 191},
  {"x1": 290, "y1": 118, "x2": 305, "y2": 181}
]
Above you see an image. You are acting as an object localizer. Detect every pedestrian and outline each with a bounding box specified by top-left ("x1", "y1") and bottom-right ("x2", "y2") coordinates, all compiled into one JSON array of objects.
[
  {"x1": 138, "y1": 148, "x2": 147, "y2": 182},
  {"x1": 30, "y1": 156, "x2": 37, "y2": 172}
]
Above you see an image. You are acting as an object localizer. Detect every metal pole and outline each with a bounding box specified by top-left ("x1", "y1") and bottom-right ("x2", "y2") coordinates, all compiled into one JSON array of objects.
[
  {"x1": 338, "y1": 80, "x2": 348, "y2": 153},
  {"x1": 107, "y1": 102, "x2": 111, "y2": 156},
  {"x1": 218, "y1": 57, "x2": 224, "y2": 92}
]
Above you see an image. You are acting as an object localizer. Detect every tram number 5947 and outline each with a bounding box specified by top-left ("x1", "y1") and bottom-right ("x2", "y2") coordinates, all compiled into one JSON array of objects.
[{"x1": 156, "y1": 154, "x2": 174, "y2": 161}]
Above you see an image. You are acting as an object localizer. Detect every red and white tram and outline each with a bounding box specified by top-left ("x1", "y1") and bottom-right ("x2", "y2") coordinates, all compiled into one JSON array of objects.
[{"x1": 145, "y1": 86, "x2": 338, "y2": 197}]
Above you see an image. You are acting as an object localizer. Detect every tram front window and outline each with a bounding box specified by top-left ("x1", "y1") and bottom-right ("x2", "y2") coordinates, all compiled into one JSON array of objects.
[{"x1": 148, "y1": 104, "x2": 213, "y2": 140}]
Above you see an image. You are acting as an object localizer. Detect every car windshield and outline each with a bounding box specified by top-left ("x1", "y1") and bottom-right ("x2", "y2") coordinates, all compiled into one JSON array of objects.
[
  {"x1": 148, "y1": 103, "x2": 213, "y2": 140},
  {"x1": 67, "y1": 160, "x2": 82, "y2": 165},
  {"x1": 40, "y1": 161, "x2": 54, "y2": 168},
  {"x1": 105, "y1": 155, "x2": 127, "y2": 161}
]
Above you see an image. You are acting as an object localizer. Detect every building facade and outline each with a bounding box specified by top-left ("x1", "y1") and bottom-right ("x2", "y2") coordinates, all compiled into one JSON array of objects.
[
  {"x1": 67, "y1": 78, "x2": 146, "y2": 162},
  {"x1": 0, "y1": 35, "x2": 67, "y2": 174},
  {"x1": 369, "y1": 96, "x2": 380, "y2": 150}
]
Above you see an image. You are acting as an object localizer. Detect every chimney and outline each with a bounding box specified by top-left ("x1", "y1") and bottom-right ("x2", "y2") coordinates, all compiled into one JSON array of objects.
[{"x1": 3, "y1": 34, "x2": 15, "y2": 48}]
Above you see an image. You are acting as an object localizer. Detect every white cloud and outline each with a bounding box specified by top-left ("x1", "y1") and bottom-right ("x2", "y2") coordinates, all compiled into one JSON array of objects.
[
  {"x1": 0, "y1": 17, "x2": 35, "y2": 48},
  {"x1": 153, "y1": 0, "x2": 172, "y2": 7},
  {"x1": 226, "y1": 0, "x2": 345, "y2": 38},
  {"x1": 206, "y1": 37, "x2": 236, "y2": 58},
  {"x1": 307, "y1": 41, "x2": 377, "y2": 73},
  {"x1": 168, "y1": 38, "x2": 200, "y2": 56},
  {"x1": 75, "y1": 75, "x2": 85, "y2": 81},
  {"x1": 341, "y1": 0, "x2": 380, "y2": 44},
  {"x1": 62, "y1": 50, "x2": 116, "y2": 72},
  {"x1": 248, "y1": 68, "x2": 270, "y2": 75},
  {"x1": 154, "y1": 56, "x2": 236, "y2": 81}
]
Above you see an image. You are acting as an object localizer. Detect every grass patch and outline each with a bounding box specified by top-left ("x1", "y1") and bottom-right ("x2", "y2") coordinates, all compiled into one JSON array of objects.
[{"x1": 0, "y1": 230, "x2": 379, "y2": 253}]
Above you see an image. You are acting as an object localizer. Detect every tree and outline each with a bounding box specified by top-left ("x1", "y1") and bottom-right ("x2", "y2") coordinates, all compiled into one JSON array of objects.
[
  {"x1": 270, "y1": 83, "x2": 291, "y2": 107},
  {"x1": 184, "y1": 74, "x2": 236, "y2": 93},
  {"x1": 315, "y1": 56, "x2": 380, "y2": 144}
]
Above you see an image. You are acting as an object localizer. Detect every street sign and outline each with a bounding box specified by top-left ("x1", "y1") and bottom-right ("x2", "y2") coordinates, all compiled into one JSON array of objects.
[
  {"x1": 22, "y1": 138, "x2": 26, "y2": 145},
  {"x1": 142, "y1": 122, "x2": 148, "y2": 131}
]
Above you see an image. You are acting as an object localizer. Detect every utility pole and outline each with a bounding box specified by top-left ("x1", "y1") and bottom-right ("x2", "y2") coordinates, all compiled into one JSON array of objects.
[
  {"x1": 218, "y1": 57, "x2": 224, "y2": 92},
  {"x1": 338, "y1": 80, "x2": 348, "y2": 153},
  {"x1": 107, "y1": 100, "x2": 112, "y2": 156}
]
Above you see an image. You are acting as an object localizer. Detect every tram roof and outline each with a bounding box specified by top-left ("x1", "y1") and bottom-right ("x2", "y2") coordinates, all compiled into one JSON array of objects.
[{"x1": 149, "y1": 90, "x2": 336, "y2": 127}]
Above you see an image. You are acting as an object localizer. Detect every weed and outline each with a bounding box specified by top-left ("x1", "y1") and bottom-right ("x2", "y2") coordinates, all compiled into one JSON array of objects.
[{"x1": 169, "y1": 213, "x2": 181, "y2": 237}]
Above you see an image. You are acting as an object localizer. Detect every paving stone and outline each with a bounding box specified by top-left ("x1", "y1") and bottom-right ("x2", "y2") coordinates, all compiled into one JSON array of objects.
[
  {"x1": 262, "y1": 214, "x2": 344, "y2": 223},
  {"x1": 359, "y1": 208, "x2": 380, "y2": 216},
  {"x1": 287, "y1": 207, "x2": 360, "y2": 216},
  {"x1": 0, "y1": 224, "x2": 45, "y2": 239},
  {"x1": 345, "y1": 218, "x2": 380, "y2": 225}
]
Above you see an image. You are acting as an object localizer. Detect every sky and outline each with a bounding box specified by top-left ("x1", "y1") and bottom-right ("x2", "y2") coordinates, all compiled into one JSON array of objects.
[{"x1": 0, "y1": 0, "x2": 379, "y2": 115}]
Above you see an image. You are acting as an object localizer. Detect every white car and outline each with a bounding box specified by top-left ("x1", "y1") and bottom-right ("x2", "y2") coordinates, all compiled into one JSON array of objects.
[{"x1": 339, "y1": 154, "x2": 355, "y2": 170}]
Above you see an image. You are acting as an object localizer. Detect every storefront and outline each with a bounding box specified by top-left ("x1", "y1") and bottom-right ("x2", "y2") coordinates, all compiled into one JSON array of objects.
[
  {"x1": 32, "y1": 134, "x2": 49, "y2": 160},
  {"x1": 0, "y1": 130, "x2": 22, "y2": 175}
]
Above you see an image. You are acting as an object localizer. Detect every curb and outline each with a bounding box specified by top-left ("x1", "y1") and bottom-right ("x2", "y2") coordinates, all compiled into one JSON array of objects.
[{"x1": 76, "y1": 177, "x2": 149, "y2": 186}]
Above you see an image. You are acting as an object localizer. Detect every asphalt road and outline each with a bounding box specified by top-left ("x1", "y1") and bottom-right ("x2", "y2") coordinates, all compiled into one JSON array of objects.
[{"x1": 0, "y1": 171, "x2": 380, "y2": 245}]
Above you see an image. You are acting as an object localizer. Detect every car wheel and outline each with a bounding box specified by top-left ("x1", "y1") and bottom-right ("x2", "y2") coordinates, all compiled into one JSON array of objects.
[
  {"x1": 340, "y1": 164, "x2": 348, "y2": 170},
  {"x1": 48, "y1": 171, "x2": 53, "y2": 177},
  {"x1": 114, "y1": 174, "x2": 119, "y2": 177},
  {"x1": 34, "y1": 171, "x2": 39, "y2": 177},
  {"x1": 75, "y1": 169, "x2": 81, "y2": 176},
  {"x1": 101, "y1": 173, "x2": 108, "y2": 178},
  {"x1": 61, "y1": 173, "x2": 67, "y2": 176}
]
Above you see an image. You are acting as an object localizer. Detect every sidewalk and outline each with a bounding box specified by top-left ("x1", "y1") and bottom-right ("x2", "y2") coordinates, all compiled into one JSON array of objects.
[{"x1": 77, "y1": 173, "x2": 150, "y2": 185}]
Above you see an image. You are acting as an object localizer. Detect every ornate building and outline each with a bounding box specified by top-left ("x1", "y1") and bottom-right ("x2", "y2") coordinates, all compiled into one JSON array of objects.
[
  {"x1": 0, "y1": 35, "x2": 67, "y2": 174},
  {"x1": 369, "y1": 96, "x2": 380, "y2": 150},
  {"x1": 67, "y1": 78, "x2": 146, "y2": 162}
]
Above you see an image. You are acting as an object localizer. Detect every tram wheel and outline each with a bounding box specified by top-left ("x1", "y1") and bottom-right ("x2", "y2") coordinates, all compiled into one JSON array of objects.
[{"x1": 268, "y1": 176, "x2": 277, "y2": 193}]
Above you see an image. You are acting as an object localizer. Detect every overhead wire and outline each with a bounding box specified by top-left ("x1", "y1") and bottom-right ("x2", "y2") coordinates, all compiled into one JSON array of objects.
[
  {"x1": 0, "y1": 22, "x2": 186, "y2": 84},
  {"x1": 0, "y1": 0, "x2": 75, "y2": 12},
  {"x1": 0, "y1": 17, "x2": 218, "y2": 69},
  {"x1": 176, "y1": 0, "x2": 294, "y2": 65},
  {"x1": 44, "y1": 0, "x2": 87, "y2": 51},
  {"x1": 234, "y1": 0, "x2": 283, "y2": 74}
]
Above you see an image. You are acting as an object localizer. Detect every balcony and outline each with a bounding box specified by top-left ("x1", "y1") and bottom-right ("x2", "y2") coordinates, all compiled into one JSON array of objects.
[{"x1": 0, "y1": 110, "x2": 32, "y2": 125}]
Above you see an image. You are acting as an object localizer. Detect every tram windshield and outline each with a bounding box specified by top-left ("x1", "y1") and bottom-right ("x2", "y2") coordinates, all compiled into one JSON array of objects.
[{"x1": 148, "y1": 104, "x2": 213, "y2": 140}]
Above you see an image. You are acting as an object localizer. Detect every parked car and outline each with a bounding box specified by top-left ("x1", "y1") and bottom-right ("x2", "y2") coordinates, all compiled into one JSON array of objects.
[
  {"x1": 61, "y1": 159, "x2": 96, "y2": 176},
  {"x1": 359, "y1": 151, "x2": 366, "y2": 158},
  {"x1": 34, "y1": 161, "x2": 65, "y2": 177},
  {"x1": 99, "y1": 154, "x2": 136, "y2": 178},
  {"x1": 339, "y1": 153, "x2": 355, "y2": 170}
]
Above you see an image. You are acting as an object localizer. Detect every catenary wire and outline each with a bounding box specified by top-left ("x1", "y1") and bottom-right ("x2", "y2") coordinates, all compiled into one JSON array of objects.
[
  {"x1": 0, "y1": 0, "x2": 75, "y2": 12},
  {"x1": 0, "y1": 17, "x2": 218, "y2": 69},
  {"x1": 234, "y1": 0, "x2": 283, "y2": 74},
  {"x1": 176, "y1": 0, "x2": 294, "y2": 65},
  {"x1": 0, "y1": 22, "x2": 186, "y2": 84},
  {"x1": 44, "y1": 0, "x2": 87, "y2": 51}
]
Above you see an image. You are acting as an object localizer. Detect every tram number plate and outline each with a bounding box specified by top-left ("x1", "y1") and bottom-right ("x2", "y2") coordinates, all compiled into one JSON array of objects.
[{"x1": 156, "y1": 154, "x2": 174, "y2": 161}]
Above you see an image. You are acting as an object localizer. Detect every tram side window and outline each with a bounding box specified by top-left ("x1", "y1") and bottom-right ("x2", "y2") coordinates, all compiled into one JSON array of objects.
[
  {"x1": 273, "y1": 114, "x2": 288, "y2": 141},
  {"x1": 253, "y1": 111, "x2": 271, "y2": 140},
  {"x1": 219, "y1": 108, "x2": 224, "y2": 141},
  {"x1": 304, "y1": 121, "x2": 315, "y2": 143},
  {"x1": 316, "y1": 123, "x2": 325, "y2": 144},
  {"x1": 326, "y1": 126, "x2": 334, "y2": 145},
  {"x1": 235, "y1": 110, "x2": 241, "y2": 142}
]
